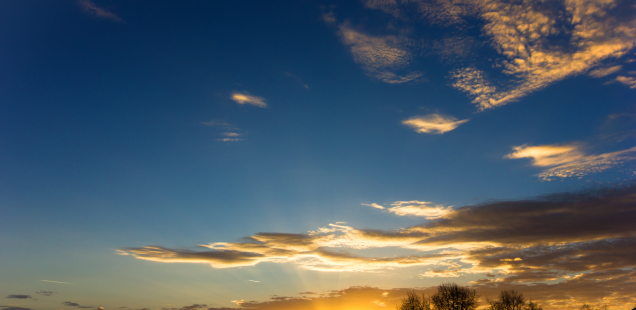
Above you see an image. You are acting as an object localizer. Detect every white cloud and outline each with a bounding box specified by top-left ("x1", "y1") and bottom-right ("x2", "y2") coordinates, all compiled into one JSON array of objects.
[
  {"x1": 402, "y1": 114, "x2": 469, "y2": 134},
  {"x1": 231, "y1": 91, "x2": 268, "y2": 108},
  {"x1": 361, "y1": 203, "x2": 385, "y2": 210},
  {"x1": 217, "y1": 138, "x2": 243, "y2": 142},
  {"x1": 388, "y1": 201, "x2": 454, "y2": 219},
  {"x1": 222, "y1": 132, "x2": 241, "y2": 137},
  {"x1": 506, "y1": 143, "x2": 636, "y2": 180}
]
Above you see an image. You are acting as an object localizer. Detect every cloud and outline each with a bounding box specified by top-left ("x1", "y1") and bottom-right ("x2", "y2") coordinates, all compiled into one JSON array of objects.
[
  {"x1": 588, "y1": 65, "x2": 623, "y2": 78},
  {"x1": 230, "y1": 92, "x2": 268, "y2": 108},
  {"x1": 6, "y1": 295, "x2": 30, "y2": 299},
  {"x1": 402, "y1": 114, "x2": 469, "y2": 134},
  {"x1": 615, "y1": 75, "x2": 636, "y2": 88},
  {"x1": 217, "y1": 138, "x2": 243, "y2": 142},
  {"x1": 387, "y1": 201, "x2": 454, "y2": 219},
  {"x1": 121, "y1": 184, "x2": 636, "y2": 285},
  {"x1": 41, "y1": 280, "x2": 71, "y2": 284},
  {"x1": 202, "y1": 120, "x2": 231, "y2": 127},
  {"x1": 362, "y1": 0, "x2": 636, "y2": 110},
  {"x1": 78, "y1": 0, "x2": 123, "y2": 22},
  {"x1": 505, "y1": 143, "x2": 636, "y2": 180},
  {"x1": 337, "y1": 24, "x2": 422, "y2": 84},
  {"x1": 361, "y1": 203, "x2": 385, "y2": 210},
  {"x1": 0, "y1": 308, "x2": 34, "y2": 310},
  {"x1": 62, "y1": 302, "x2": 93, "y2": 309},
  {"x1": 35, "y1": 291, "x2": 55, "y2": 296},
  {"x1": 222, "y1": 133, "x2": 241, "y2": 137}
]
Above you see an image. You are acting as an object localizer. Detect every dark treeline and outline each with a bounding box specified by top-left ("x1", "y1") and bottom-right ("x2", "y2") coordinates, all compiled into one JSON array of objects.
[{"x1": 397, "y1": 283, "x2": 627, "y2": 310}]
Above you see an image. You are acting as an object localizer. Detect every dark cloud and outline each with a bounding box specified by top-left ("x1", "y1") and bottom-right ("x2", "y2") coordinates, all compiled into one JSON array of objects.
[
  {"x1": 35, "y1": 290, "x2": 55, "y2": 296},
  {"x1": 6, "y1": 295, "x2": 30, "y2": 299},
  {"x1": 0, "y1": 307, "x2": 34, "y2": 310},
  {"x1": 62, "y1": 302, "x2": 93, "y2": 309}
]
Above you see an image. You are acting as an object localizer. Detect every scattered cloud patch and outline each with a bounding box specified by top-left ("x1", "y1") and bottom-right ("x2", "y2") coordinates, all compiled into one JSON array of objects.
[
  {"x1": 361, "y1": 203, "x2": 385, "y2": 210},
  {"x1": 222, "y1": 132, "x2": 241, "y2": 137},
  {"x1": 231, "y1": 91, "x2": 268, "y2": 108},
  {"x1": 62, "y1": 302, "x2": 92, "y2": 309},
  {"x1": 506, "y1": 143, "x2": 636, "y2": 180},
  {"x1": 402, "y1": 114, "x2": 469, "y2": 134},
  {"x1": 338, "y1": 24, "x2": 421, "y2": 84},
  {"x1": 35, "y1": 291, "x2": 55, "y2": 297},
  {"x1": 78, "y1": 0, "x2": 123, "y2": 22},
  {"x1": 41, "y1": 280, "x2": 71, "y2": 284},
  {"x1": 217, "y1": 138, "x2": 243, "y2": 142}
]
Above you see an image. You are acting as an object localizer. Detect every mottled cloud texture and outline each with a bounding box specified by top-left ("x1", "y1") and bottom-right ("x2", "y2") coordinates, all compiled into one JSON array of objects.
[
  {"x1": 506, "y1": 143, "x2": 636, "y2": 180},
  {"x1": 402, "y1": 114, "x2": 469, "y2": 134},
  {"x1": 339, "y1": 0, "x2": 636, "y2": 109},
  {"x1": 121, "y1": 184, "x2": 636, "y2": 309}
]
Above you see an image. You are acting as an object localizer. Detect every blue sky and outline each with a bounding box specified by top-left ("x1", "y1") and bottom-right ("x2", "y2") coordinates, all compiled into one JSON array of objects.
[{"x1": 1, "y1": 1, "x2": 635, "y2": 310}]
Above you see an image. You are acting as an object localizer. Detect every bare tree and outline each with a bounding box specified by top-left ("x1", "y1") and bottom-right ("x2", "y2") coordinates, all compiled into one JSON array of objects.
[
  {"x1": 579, "y1": 304, "x2": 592, "y2": 310},
  {"x1": 431, "y1": 283, "x2": 479, "y2": 310},
  {"x1": 488, "y1": 290, "x2": 526, "y2": 310},
  {"x1": 398, "y1": 291, "x2": 423, "y2": 310},
  {"x1": 525, "y1": 301, "x2": 542, "y2": 310}
]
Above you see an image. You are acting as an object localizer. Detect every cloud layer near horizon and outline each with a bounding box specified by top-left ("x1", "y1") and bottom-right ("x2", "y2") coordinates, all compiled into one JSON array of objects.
[{"x1": 121, "y1": 184, "x2": 636, "y2": 297}]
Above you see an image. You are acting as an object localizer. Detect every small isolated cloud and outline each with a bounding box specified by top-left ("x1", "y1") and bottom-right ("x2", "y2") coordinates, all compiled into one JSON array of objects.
[
  {"x1": 338, "y1": 24, "x2": 421, "y2": 84},
  {"x1": 6, "y1": 295, "x2": 31, "y2": 299},
  {"x1": 402, "y1": 114, "x2": 469, "y2": 134},
  {"x1": 361, "y1": 203, "x2": 385, "y2": 210},
  {"x1": 78, "y1": 0, "x2": 122, "y2": 22},
  {"x1": 217, "y1": 138, "x2": 243, "y2": 142},
  {"x1": 387, "y1": 201, "x2": 454, "y2": 219},
  {"x1": 35, "y1": 291, "x2": 55, "y2": 296},
  {"x1": 589, "y1": 65, "x2": 622, "y2": 78},
  {"x1": 231, "y1": 91, "x2": 268, "y2": 108},
  {"x1": 222, "y1": 132, "x2": 241, "y2": 137},
  {"x1": 248, "y1": 280, "x2": 260, "y2": 283},
  {"x1": 505, "y1": 143, "x2": 636, "y2": 180}
]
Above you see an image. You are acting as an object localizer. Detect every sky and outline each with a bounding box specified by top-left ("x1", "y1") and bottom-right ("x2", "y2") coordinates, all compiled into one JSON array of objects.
[{"x1": 0, "y1": 0, "x2": 635, "y2": 310}]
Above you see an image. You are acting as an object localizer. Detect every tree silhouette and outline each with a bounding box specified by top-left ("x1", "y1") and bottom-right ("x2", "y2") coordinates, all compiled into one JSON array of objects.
[
  {"x1": 431, "y1": 283, "x2": 479, "y2": 310},
  {"x1": 396, "y1": 291, "x2": 431, "y2": 310},
  {"x1": 488, "y1": 289, "x2": 526, "y2": 310}
]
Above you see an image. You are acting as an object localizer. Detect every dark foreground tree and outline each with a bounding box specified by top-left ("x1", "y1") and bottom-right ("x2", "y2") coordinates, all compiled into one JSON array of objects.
[
  {"x1": 525, "y1": 301, "x2": 542, "y2": 310},
  {"x1": 488, "y1": 289, "x2": 526, "y2": 310},
  {"x1": 431, "y1": 283, "x2": 479, "y2": 310}
]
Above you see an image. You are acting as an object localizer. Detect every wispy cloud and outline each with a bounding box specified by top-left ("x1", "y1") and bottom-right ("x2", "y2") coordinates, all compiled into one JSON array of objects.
[
  {"x1": 78, "y1": 0, "x2": 123, "y2": 22},
  {"x1": 41, "y1": 280, "x2": 72, "y2": 284},
  {"x1": 62, "y1": 302, "x2": 93, "y2": 309},
  {"x1": 337, "y1": 24, "x2": 422, "y2": 84},
  {"x1": 217, "y1": 138, "x2": 243, "y2": 142},
  {"x1": 615, "y1": 74, "x2": 636, "y2": 88},
  {"x1": 202, "y1": 120, "x2": 244, "y2": 142},
  {"x1": 589, "y1": 65, "x2": 623, "y2": 78},
  {"x1": 35, "y1": 291, "x2": 55, "y2": 297},
  {"x1": 402, "y1": 114, "x2": 469, "y2": 134},
  {"x1": 361, "y1": 203, "x2": 385, "y2": 210},
  {"x1": 387, "y1": 201, "x2": 454, "y2": 219},
  {"x1": 231, "y1": 91, "x2": 268, "y2": 108},
  {"x1": 505, "y1": 143, "x2": 636, "y2": 180}
]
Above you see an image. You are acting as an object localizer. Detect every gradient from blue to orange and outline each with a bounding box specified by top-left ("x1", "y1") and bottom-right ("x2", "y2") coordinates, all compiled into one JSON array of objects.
[{"x1": 1, "y1": 1, "x2": 635, "y2": 310}]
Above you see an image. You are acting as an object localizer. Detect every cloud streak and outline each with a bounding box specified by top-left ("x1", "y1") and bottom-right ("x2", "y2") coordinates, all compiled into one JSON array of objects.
[
  {"x1": 231, "y1": 91, "x2": 268, "y2": 108},
  {"x1": 78, "y1": 0, "x2": 123, "y2": 22}
]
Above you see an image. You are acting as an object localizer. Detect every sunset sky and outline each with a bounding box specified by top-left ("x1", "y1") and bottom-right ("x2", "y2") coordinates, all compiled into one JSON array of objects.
[{"x1": 1, "y1": 1, "x2": 635, "y2": 310}]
